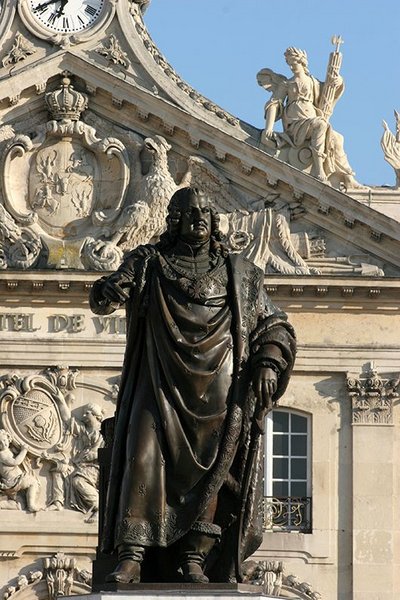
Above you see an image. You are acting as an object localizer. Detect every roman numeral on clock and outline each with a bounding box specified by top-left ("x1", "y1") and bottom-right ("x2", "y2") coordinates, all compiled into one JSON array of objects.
[
  {"x1": 85, "y1": 4, "x2": 97, "y2": 16},
  {"x1": 63, "y1": 16, "x2": 70, "y2": 29},
  {"x1": 47, "y1": 11, "x2": 57, "y2": 25},
  {"x1": 77, "y1": 14, "x2": 85, "y2": 25}
]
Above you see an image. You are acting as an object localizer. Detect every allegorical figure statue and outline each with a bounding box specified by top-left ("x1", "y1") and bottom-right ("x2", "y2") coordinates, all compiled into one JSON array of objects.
[
  {"x1": 45, "y1": 402, "x2": 104, "y2": 523},
  {"x1": 90, "y1": 187, "x2": 296, "y2": 584},
  {"x1": 257, "y1": 43, "x2": 362, "y2": 189}
]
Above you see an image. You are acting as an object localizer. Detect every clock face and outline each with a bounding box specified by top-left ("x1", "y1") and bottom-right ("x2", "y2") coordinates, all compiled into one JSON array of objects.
[{"x1": 28, "y1": 0, "x2": 104, "y2": 33}]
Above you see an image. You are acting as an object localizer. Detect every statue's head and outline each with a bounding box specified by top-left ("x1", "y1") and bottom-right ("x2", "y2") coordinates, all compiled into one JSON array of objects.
[
  {"x1": 0, "y1": 429, "x2": 12, "y2": 449},
  {"x1": 284, "y1": 47, "x2": 309, "y2": 74},
  {"x1": 165, "y1": 188, "x2": 224, "y2": 251},
  {"x1": 82, "y1": 403, "x2": 104, "y2": 425}
]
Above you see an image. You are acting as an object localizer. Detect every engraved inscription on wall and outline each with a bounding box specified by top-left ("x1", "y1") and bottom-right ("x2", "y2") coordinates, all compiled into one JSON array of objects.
[{"x1": 0, "y1": 312, "x2": 126, "y2": 335}]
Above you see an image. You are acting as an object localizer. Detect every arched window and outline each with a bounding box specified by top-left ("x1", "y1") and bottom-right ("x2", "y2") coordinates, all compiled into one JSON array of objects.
[{"x1": 264, "y1": 409, "x2": 312, "y2": 533}]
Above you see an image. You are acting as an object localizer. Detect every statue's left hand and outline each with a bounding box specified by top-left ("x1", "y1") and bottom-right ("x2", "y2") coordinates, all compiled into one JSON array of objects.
[{"x1": 252, "y1": 367, "x2": 278, "y2": 412}]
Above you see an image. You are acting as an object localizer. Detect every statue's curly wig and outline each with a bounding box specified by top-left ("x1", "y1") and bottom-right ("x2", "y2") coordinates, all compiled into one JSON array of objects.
[
  {"x1": 284, "y1": 47, "x2": 309, "y2": 74},
  {"x1": 158, "y1": 187, "x2": 228, "y2": 256}
]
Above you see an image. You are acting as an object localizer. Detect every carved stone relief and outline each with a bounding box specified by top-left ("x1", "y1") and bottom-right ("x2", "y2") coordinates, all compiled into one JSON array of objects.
[
  {"x1": 347, "y1": 363, "x2": 399, "y2": 425},
  {"x1": 2, "y1": 33, "x2": 35, "y2": 68},
  {"x1": 0, "y1": 74, "x2": 130, "y2": 270},
  {"x1": 282, "y1": 573, "x2": 323, "y2": 600},
  {"x1": 242, "y1": 560, "x2": 322, "y2": 600},
  {"x1": 0, "y1": 73, "x2": 390, "y2": 276},
  {"x1": 0, "y1": 367, "x2": 113, "y2": 520},
  {"x1": 3, "y1": 553, "x2": 91, "y2": 600},
  {"x1": 278, "y1": 203, "x2": 386, "y2": 277},
  {"x1": 96, "y1": 34, "x2": 129, "y2": 69},
  {"x1": 381, "y1": 110, "x2": 400, "y2": 187},
  {"x1": 242, "y1": 559, "x2": 283, "y2": 596}
]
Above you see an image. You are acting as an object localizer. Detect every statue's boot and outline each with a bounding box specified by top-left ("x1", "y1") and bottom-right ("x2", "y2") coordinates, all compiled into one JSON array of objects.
[
  {"x1": 105, "y1": 544, "x2": 144, "y2": 583},
  {"x1": 180, "y1": 528, "x2": 219, "y2": 584}
]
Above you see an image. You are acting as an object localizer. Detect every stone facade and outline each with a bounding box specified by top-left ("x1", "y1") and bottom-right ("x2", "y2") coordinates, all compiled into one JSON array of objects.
[{"x1": 0, "y1": 2, "x2": 399, "y2": 599}]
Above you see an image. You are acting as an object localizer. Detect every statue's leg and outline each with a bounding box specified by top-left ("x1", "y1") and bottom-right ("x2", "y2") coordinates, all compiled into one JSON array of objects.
[
  {"x1": 105, "y1": 544, "x2": 145, "y2": 583},
  {"x1": 180, "y1": 530, "x2": 219, "y2": 583},
  {"x1": 179, "y1": 497, "x2": 221, "y2": 583},
  {"x1": 21, "y1": 475, "x2": 40, "y2": 512},
  {"x1": 309, "y1": 117, "x2": 328, "y2": 181},
  {"x1": 47, "y1": 471, "x2": 64, "y2": 510}
]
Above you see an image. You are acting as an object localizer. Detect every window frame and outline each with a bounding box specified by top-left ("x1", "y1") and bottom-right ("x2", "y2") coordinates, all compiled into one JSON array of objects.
[{"x1": 264, "y1": 408, "x2": 312, "y2": 532}]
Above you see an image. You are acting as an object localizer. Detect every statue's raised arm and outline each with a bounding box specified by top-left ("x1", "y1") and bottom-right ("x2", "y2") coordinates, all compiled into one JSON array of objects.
[{"x1": 257, "y1": 42, "x2": 365, "y2": 190}]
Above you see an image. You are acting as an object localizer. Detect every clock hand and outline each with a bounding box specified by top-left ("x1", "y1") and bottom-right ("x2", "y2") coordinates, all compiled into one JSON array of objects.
[
  {"x1": 56, "y1": 0, "x2": 68, "y2": 16},
  {"x1": 34, "y1": 0, "x2": 59, "y2": 11}
]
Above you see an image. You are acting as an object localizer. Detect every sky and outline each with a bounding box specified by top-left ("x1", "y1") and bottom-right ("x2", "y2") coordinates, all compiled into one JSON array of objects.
[{"x1": 144, "y1": 0, "x2": 400, "y2": 187}]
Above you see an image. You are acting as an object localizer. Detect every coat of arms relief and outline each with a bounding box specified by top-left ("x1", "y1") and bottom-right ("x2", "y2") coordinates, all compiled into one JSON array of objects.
[
  {"x1": 0, "y1": 366, "x2": 117, "y2": 521},
  {"x1": 0, "y1": 74, "x2": 130, "y2": 270}
]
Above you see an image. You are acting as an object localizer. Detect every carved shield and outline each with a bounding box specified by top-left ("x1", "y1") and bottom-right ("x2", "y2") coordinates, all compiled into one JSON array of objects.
[
  {"x1": 28, "y1": 140, "x2": 97, "y2": 234},
  {"x1": 0, "y1": 378, "x2": 64, "y2": 455}
]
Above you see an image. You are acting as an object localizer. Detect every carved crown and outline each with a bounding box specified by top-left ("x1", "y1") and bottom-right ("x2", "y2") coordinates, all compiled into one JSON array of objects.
[{"x1": 45, "y1": 75, "x2": 88, "y2": 121}]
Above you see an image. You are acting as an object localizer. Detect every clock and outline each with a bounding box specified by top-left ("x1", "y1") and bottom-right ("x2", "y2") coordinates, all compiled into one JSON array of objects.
[
  {"x1": 27, "y1": 0, "x2": 104, "y2": 33},
  {"x1": 18, "y1": 0, "x2": 114, "y2": 45}
]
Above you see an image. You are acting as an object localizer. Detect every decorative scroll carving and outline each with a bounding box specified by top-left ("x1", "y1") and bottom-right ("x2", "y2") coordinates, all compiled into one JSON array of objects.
[
  {"x1": 0, "y1": 206, "x2": 43, "y2": 270},
  {"x1": 132, "y1": 0, "x2": 151, "y2": 12},
  {"x1": 243, "y1": 560, "x2": 283, "y2": 596},
  {"x1": 381, "y1": 110, "x2": 400, "y2": 187},
  {"x1": 2, "y1": 33, "x2": 35, "y2": 68},
  {"x1": 3, "y1": 553, "x2": 91, "y2": 600},
  {"x1": 3, "y1": 570, "x2": 43, "y2": 600},
  {"x1": 347, "y1": 364, "x2": 399, "y2": 425},
  {"x1": 81, "y1": 238, "x2": 123, "y2": 271},
  {"x1": 283, "y1": 574, "x2": 322, "y2": 600},
  {"x1": 96, "y1": 34, "x2": 129, "y2": 68},
  {"x1": 44, "y1": 553, "x2": 75, "y2": 600}
]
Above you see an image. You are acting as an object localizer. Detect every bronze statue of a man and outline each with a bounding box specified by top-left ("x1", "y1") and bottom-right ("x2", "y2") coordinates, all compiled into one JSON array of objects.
[{"x1": 90, "y1": 187, "x2": 296, "y2": 584}]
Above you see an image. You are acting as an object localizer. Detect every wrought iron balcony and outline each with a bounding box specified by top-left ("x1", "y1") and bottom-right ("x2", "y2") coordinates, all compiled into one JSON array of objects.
[{"x1": 263, "y1": 496, "x2": 312, "y2": 533}]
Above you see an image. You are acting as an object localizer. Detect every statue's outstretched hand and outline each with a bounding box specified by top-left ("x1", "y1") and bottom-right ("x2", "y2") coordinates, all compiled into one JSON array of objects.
[
  {"x1": 252, "y1": 367, "x2": 278, "y2": 413},
  {"x1": 101, "y1": 273, "x2": 131, "y2": 305}
]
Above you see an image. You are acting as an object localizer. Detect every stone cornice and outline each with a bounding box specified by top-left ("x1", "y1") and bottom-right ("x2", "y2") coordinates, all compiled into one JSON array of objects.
[{"x1": 0, "y1": 271, "x2": 399, "y2": 308}]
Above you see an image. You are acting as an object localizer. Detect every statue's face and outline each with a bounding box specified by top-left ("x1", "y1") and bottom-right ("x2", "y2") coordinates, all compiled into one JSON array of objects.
[
  {"x1": 179, "y1": 193, "x2": 212, "y2": 244},
  {"x1": 82, "y1": 409, "x2": 99, "y2": 427},
  {"x1": 286, "y1": 57, "x2": 303, "y2": 75},
  {"x1": 0, "y1": 432, "x2": 9, "y2": 450}
]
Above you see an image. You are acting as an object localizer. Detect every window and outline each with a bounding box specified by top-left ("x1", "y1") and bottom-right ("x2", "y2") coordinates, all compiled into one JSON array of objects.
[{"x1": 264, "y1": 409, "x2": 311, "y2": 532}]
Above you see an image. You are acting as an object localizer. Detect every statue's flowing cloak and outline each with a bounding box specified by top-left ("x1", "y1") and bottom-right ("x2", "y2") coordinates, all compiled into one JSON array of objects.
[{"x1": 91, "y1": 247, "x2": 296, "y2": 581}]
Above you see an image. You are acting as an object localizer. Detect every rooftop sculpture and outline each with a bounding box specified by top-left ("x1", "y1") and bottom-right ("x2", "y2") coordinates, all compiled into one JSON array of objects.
[{"x1": 257, "y1": 38, "x2": 363, "y2": 190}]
